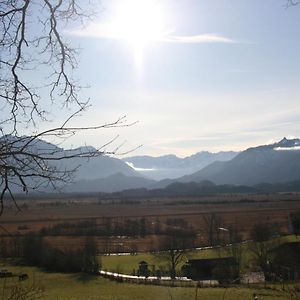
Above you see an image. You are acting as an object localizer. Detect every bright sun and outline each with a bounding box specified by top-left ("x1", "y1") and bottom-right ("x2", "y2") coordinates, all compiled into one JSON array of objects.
[{"x1": 108, "y1": 0, "x2": 167, "y2": 68}]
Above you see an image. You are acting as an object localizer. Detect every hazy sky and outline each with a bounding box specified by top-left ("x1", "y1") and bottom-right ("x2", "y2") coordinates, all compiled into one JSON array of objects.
[{"x1": 56, "y1": 0, "x2": 300, "y2": 157}]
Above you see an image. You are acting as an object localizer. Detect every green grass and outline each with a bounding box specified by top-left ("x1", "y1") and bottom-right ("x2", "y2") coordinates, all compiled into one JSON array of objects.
[
  {"x1": 1, "y1": 236, "x2": 300, "y2": 299},
  {"x1": 102, "y1": 253, "x2": 170, "y2": 275},
  {"x1": 101, "y1": 235, "x2": 300, "y2": 276},
  {"x1": 101, "y1": 251, "x2": 221, "y2": 276},
  {"x1": 1, "y1": 260, "x2": 299, "y2": 299}
]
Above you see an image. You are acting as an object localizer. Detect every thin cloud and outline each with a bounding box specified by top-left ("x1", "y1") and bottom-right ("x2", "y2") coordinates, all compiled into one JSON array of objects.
[
  {"x1": 162, "y1": 34, "x2": 234, "y2": 44},
  {"x1": 68, "y1": 23, "x2": 118, "y2": 39},
  {"x1": 67, "y1": 22, "x2": 235, "y2": 44},
  {"x1": 274, "y1": 146, "x2": 300, "y2": 151},
  {"x1": 125, "y1": 161, "x2": 156, "y2": 172}
]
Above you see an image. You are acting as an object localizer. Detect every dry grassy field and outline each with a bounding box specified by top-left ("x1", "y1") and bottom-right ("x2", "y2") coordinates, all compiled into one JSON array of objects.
[{"x1": 1, "y1": 193, "x2": 300, "y2": 252}]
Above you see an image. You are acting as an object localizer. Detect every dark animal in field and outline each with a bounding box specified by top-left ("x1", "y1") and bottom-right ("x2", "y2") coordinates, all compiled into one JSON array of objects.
[{"x1": 19, "y1": 273, "x2": 29, "y2": 281}]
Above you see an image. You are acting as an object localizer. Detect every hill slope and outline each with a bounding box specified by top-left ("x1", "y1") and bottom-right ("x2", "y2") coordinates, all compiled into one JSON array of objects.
[
  {"x1": 65, "y1": 173, "x2": 155, "y2": 193},
  {"x1": 175, "y1": 138, "x2": 300, "y2": 186},
  {"x1": 0, "y1": 135, "x2": 143, "y2": 192}
]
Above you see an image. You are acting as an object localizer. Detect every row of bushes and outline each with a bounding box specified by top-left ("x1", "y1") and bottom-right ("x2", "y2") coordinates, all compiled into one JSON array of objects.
[
  {"x1": 1, "y1": 234, "x2": 100, "y2": 273},
  {"x1": 38, "y1": 218, "x2": 196, "y2": 238}
]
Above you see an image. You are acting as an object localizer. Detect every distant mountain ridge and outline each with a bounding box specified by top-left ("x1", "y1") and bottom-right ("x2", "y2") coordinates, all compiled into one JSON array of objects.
[
  {"x1": 0, "y1": 135, "x2": 139, "y2": 180},
  {"x1": 95, "y1": 179, "x2": 300, "y2": 200},
  {"x1": 124, "y1": 151, "x2": 238, "y2": 180},
  {"x1": 5, "y1": 136, "x2": 300, "y2": 194},
  {"x1": 0, "y1": 135, "x2": 142, "y2": 193},
  {"x1": 154, "y1": 138, "x2": 300, "y2": 188}
]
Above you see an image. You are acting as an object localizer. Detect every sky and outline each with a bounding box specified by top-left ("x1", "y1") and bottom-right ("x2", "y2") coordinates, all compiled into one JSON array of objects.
[{"x1": 52, "y1": 0, "x2": 300, "y2": 157}]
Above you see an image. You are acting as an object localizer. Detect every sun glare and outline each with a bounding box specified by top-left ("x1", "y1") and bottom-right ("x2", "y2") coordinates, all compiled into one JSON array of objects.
[{"x1": 108, "y1": 0, "x2": 167, "y2": 68}]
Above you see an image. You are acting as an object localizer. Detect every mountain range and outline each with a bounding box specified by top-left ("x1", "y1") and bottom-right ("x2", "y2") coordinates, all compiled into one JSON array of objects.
[
  {"x1": 3, "y1": 136, "x2": 300, "y2": 194},
  {"x1": 97, "y1": 179, "x2": 300, "y2": 200},
  {"x1": 158, "y1": 137, "x2": 300, "y2": 187},
  {"x1": 123, "y1": 151, "x2": 238, "y2": 180},
  {"x1": 0, "y1": 135, "x2": 140, "y2": 192},
  {"x1": 63, "y1": 137, "x2": 300, "y2": 193}
]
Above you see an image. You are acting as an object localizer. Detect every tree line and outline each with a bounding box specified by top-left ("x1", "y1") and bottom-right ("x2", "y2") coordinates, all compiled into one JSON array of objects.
[
  {"x1": 0, "y1": 233, "x2": 99, "y2": 274},
  {"x1": 38, "y1": 217, "x2": 196, "y2": 239}
]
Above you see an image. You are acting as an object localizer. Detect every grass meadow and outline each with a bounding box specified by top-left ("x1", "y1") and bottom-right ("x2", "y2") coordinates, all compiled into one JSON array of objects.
[
  {"x1": 101, "y1": 235, "x2": 299, "y2": 275},
  {"x1": 1, "y1": 252, "x2": 300, "y2": 300}
]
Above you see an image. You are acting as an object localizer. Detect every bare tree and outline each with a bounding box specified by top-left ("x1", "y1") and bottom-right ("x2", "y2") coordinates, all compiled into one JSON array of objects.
[
  {"x1": 289, "y1": 211, "x2": 300, "y2": 235},
  {"x1": 249, "y1": 223, "x2": 280, "y2": 279},
  {"x1": 286, "y1": 0, "x2": 300, "y2": 7},
  {"x1": 0, "y1": 1, "x2": 93, "y2": 129},
  {"x1": 160, "y1": 229, "x2": 196, "y2": 279},
  {"x1": 202, "y1": 213, "x2": 223, "y2": 247},
  {"x1": 222, "y1": 225, "x2": 243, "y2": 281},
  {"x1": 163, "y1": 246, "x2": 185, "y2": 280},
  {"x1": 0, "y1": 1, "x2": 134, "y2": 213}
]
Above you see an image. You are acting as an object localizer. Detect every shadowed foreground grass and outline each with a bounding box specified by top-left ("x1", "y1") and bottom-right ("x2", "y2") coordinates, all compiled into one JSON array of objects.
[{"x1": 0, "y1": 262, "x2": 298, "y2": 300}]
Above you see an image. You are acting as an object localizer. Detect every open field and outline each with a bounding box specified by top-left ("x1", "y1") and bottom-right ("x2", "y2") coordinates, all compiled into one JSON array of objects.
[
  {"x1": 1, "y1": 193, "x2": 300, "y2": 252},
  {"x1": 0, "y1": 261, "x2": 299, "y2": 300},
  {"x1": 1, "y1": 194, "x2": 300, "y2": 299}
]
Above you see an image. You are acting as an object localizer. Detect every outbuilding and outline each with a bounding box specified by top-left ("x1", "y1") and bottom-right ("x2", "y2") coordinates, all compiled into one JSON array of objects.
[{"x1": 182, "y1": 257, "x2": 238, "y2": 281}]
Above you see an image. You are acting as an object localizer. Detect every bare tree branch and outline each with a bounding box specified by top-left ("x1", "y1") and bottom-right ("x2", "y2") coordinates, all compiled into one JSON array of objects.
[
  {"x1": 0, "y1": 1, "x2": 93, "y2": 131},
  {"x1": 285, "y1": 0, "x2": 300, "y2": 7},
  {"x1": 0, "y1": 114, "x2": 137, "y2": 215},
  {"x1": 0, "y1": 1, "x2": 137, "y2": 213}
]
